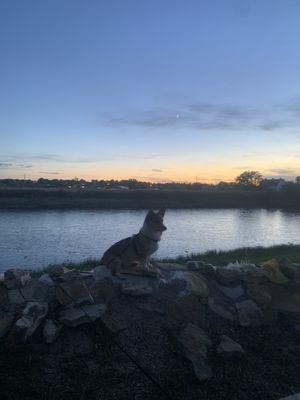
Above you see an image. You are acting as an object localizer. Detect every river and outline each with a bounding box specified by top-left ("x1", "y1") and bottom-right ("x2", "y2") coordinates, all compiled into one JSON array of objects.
[{"x1": 0, "y1": 209, "x2": 300, "y2": 272}]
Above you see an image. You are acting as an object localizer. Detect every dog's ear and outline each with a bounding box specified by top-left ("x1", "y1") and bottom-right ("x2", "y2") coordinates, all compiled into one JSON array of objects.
[{"x1": 157, "y1": 208, "x2": 166, "y2": 217}]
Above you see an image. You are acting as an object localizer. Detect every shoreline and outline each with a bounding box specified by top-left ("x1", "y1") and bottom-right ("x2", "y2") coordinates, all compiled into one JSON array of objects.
[
  {"x1": 1, "y1": 188, "x2": 300, "y2": 210},
  {"x1": 31, "y1": 244, "x2": 300, "y2": 276}
]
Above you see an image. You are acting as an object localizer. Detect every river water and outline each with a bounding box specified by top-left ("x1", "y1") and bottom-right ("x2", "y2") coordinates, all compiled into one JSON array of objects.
[{"x1": 0, "y1": 209, "x2": 299, "y2": 272}]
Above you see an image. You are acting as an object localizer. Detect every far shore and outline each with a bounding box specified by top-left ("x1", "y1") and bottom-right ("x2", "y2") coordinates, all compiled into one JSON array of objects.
[
  {"x1": 31, "y1": 244, "x2": 300, "y2": 276},
  {"x1": 1, "y1": 188, "x2": 300, "y2": 210}
]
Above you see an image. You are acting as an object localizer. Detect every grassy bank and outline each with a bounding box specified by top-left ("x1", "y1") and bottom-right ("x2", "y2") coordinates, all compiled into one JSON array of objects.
[
  {"x1": 1, "y1": 188, "x2": 300, "y2": 210},
  {"x1": 33, "y1": 244, "x2": 300, "y2": 276}
]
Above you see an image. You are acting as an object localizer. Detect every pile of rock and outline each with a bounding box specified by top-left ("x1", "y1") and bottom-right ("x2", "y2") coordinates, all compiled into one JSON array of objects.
[{"x1": 0, "y1": 257, "x2": 299, "y2": 383}]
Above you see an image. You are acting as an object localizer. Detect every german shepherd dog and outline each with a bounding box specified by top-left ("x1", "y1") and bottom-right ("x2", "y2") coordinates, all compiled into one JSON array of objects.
[{"x1": 100, "y1": 209, "x2": 166, "y2": 274}]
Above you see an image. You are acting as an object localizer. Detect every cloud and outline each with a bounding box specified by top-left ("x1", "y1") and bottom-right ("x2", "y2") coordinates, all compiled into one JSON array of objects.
[
  {"x1": 39, "y1": 171, "x2": 61, "y2": 175},
  {"x1": 103, "y1": 97, "x2": 300, "y2": 132},
  {"x1": 0, "y1": 163, "x2": 33, "y2": 169},
  {"x1": 151, "y1": 168, "x2": 163, "y2": 172},
  {"x1": 0, "y1": 163, "x2": 13, "y2": 168},
  {"x1": 268, "y1": 168, "x2": 298, "y2": 175}
]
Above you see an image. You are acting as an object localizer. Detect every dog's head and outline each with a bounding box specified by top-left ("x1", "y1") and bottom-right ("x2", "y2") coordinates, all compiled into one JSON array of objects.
[{"x1": 144, "y1": 209, "x2": 167, "y2": 232}]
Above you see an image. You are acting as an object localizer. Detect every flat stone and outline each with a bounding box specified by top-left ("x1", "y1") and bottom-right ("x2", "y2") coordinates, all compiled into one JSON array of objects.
[
  {"x1": 178, "y1": 323, "x2": 212, "y2": 381},
  {"x1": 236, "y1": 299, "x2": 263, "y2": 327},
  {"x1": 217, "y1": 335, "x2": 246, "y2": 354},
  {"x1": 59, "y1": 304, "x2": 107, "y2": 327},
  {"x1": 278, "y1": 258, "x2": 299, "y2": 280},
  {"x1": 184, "y1": 272, "x2": 210, "y2": 297},
  {"x1": 7, "y1": 288, "x2": 26, "y2": 305},
  {"x1": 43, "y1": 319, "x2": 61, "y2": 343},
  {"x1": 216, "y1": 264, "x2": 243, "y2": 285},
  {"x1": 208, "y1": 297, "x2": 234, "y2": 321},
  {"x1": 168, "y1": 295, "x2": 206, "y2": 326},
  {"x1": 121, "y1": 283, "x2": 152, "y2": 296},
  {"x1": 186, "y1": 261, "x2": 216, "y2": 276},
  {"x1": 4, "y1": 269, "x2": 31, "y2": 289},
  {"x1": 38, "y1": 274, "x2": 55, "y2": 286},
  {"x1": 21, "y1": 280, "x2": 55, "y2": 303},
  {"x1": 0, "y1": 315, "x2": 14, "y2": 338},
  {"x1": 90, "y1": 282, "x2": 115, "y2": 304},
  {"x1": 10, "y1": 301, "x2": 48, "y2": 343},
  {"x1": 247, "y1": 283, "x2": 272, "y2": 305},
  {"x1": 155, "y1": 262, "x2": 188, "y2": 271},
  {"x1": 214, "y1": 282, "x2": 244, "y2": 300},
  {"x1": 56, "y1": 281, "x2": 93, "y2": 306},
  {"x1": 46, "y1": 265, "x2": 71, "y2": 279}
]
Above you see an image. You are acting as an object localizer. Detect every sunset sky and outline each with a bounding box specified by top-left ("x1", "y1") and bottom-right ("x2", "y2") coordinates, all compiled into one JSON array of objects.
[{"x1": 1, "y1": 0, "x2": 300, "y2": 183}]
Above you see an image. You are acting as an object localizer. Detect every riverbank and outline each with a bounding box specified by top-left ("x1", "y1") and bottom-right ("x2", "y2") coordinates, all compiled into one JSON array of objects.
[
  {"x1": 1, "y1": 253, "x2": 299, "y2": 399},
  {"x1": 1, "y1": 188, "x2": 300, "y2": 210},
  {"x1": 33, "y1": 244, "x2": 300, "y2": 276}
]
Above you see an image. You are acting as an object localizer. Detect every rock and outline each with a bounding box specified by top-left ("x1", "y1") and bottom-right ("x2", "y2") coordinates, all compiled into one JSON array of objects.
[
  {"x1": 186, "y1": 261, "x2": 216, "y2": 276},
  {"x1": 261, "y1": 259, "x2": 290, "y2": 284},
  {"x1": 217, "y1": 335, "x2": 246, "y2": 354},
  {"x1": 43, "y1": 319, "x2": 61, "y2": 343},
  {"x1": 0, "y1": 273, "x2": 4, "y2": 283},
  {"x1": 121, "y1": 283, "x2": 152, "y2": 296},
  {"x1": 236, "y1": 299, "x2": 263, "y2": 327},
  {"x1": 56, "y1": 281, "x2": 93, "y2": 306},
  {"x1": 46, "y1": 265, "x2": 70, "y2": 279},
  {"x1": 10, "y1": 301, "x2": 48, "y2": 343},
  {"x1": 59, "y1": 304, "x2": 107, "y2": 327},
  {"x1": 216, "y1": 264, "x2": 243, "y2": 285},
  {"x1": 241, "y1": 263, "x2": 266, "y2": 279},
  {"x1": 168, "y1": 295, "x2": 206, "y2": 326},
  {"x1": 278, "y1": 258, "x2": 299, "y2": 280},
  {"x1": 21, "y1": 280, "x2": 55, "y2": 303},
  {"x1": 90, "y1": 282, "x2": 115, "y2": 304},
  {"x1": 247, "y1": 283, "x2": 272, "y2": 305},
  {"x1": 38, "y1": 274, "x2": 55, "y2": 286},
  {"x1": 92, "y1": 265, "x2": 113, "y2": 282},
  {"x1": 155, "y1": 262, "x2": 188, "y2": 271},
  {"x1": 278, "y1": 394, "x2": 300, "y2": 400},
  {"x1": 4, "y1": 269, "x2": 31, "y2": 289},
  {"x1": 178, "y1": 323, "x2": 212, "y2": 381},
  {"x1": 208, "y1": 297, "x2": 234, "y2": 321},
  {"x1": 214, "y1": 282, "x2": 244, "y2": 300},
  {"x1": 0, "y1": 315, "x2": 14, "y2": 338},
  {"x1": 268, "y1": 284, "x2": 300, "y2": 314},
  {"x1": 7, "y1": 288, "x2": 26, "y2": 305},
  {"x1": 183, "y1": 272, "x2": 210, "y2": 297}
]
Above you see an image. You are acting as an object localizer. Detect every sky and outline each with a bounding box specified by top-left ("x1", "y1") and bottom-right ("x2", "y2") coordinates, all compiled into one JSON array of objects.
[{"x1": 1, "y1": 0, "x2": 300, "y2": 183}]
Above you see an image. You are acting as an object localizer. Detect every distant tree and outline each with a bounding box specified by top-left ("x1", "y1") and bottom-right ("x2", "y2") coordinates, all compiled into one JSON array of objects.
[
  {"x1": 235, "y1": 171, "x2": 263, "y2": 188},
  {"x1": 296, "y1": 176, "x2": 300, "y2": 183}
]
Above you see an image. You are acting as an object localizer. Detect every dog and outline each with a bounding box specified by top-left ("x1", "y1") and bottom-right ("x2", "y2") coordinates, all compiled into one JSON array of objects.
[{"x1": 99, "y1": 209, "x2": 167, "y2": 274}]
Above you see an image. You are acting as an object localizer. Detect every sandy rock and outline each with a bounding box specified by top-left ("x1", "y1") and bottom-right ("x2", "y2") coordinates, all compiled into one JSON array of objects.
[
  {"x1": 121, "y1": 283, "x2": 153, "y2": 296},
  {"x1": 59, "y1": 304, "x2": 107, "y2": 327},
  {"x1": 0, "y1": 315, "x2": 14, "y2": 338},
  {"x1": 208, "y1": 297, "x2": 234, "y2": 321},
  {"x1": 46, "y1": 265, "x2": 70, "y2": 279},
  {"x1": 261, "y1": 259, "x2": 290, "y2": 284},
  {"x1": 178, "y1": 323, "x2": 212, "y2": 381},
  {"x1": 247, "y1": 283, "x2": 272, "y2": 305},
  {"x1": 4, "y1": 269, "x2": 31, "y2": 289},
  {"x1": 56, "y1": 281, "x2": 93, "y2": 306},
  {"x1": 217, "y1": 335, "x2": 246, "y2": 354},
  {"x1": 183, "y1": 272, "x2": 210, "y2": 297},
  {"x1": 236, "y1": 299, "x2": 263, "y2": 327},
  {"x1": 43, "y1": 319, "x2": 62, "y2": 343}
]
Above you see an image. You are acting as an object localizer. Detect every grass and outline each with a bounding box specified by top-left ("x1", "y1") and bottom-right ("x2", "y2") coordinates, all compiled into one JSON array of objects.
[{"x1": 32, "y1": 244, "x2": 300, "y2": 277}]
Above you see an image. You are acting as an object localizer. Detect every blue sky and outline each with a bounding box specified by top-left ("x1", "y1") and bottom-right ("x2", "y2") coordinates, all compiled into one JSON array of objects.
[{"x1": 1, "y1": 0, "x2": 300, "y2": 182}]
